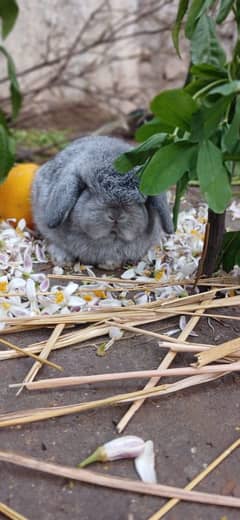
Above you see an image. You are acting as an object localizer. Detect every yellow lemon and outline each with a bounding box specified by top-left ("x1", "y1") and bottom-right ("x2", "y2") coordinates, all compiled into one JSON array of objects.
[{"x1": 0, "y1": 163, "x2": 39, "y2": 228}]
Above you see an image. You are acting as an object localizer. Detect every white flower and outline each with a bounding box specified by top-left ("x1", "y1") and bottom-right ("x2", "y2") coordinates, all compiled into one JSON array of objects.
[
  {"x1": 78, "y1": 436, "x2": 145, "y2": 468},
  {"x1": 121, "y1": 267, "x2": 136, "y2": 280},
  {"x1": 229, "y1": 200, "x2": 240, "y2": 220},
  {"x1": 109, "y1": 326, "x2": 123, "y2": 340}
]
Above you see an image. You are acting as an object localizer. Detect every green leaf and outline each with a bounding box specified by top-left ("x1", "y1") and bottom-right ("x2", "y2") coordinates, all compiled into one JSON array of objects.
[
  {"x1": 220, "y1": 231, "x2": 240, "y2": 272},
  {"x1": 216, "y1": 0, "x2": 234, "y2": 24},
  {"x1": 173, "y1": 172, "x2": 189, "y2": 229},
  {"x1": 0, "y1": 0, "x2": 18, "y2": 39},
  {"x1": 114, "y1": 133, "x2": 167, "y2": 173},
  {"x1": 184, "y1": 78, "x2": 210, "y2": 96},
  {"x1": 191, "y1": 15, "x2": 226, "y2": 67},
  {"x1": 172, "y1": 0, "x2": 189, "y2": 56},
  {"x1": 209, "y1": 80, "x2": 240, "y2": 96},
  {"x1": 190, "y1": 95, "x2": 230, "y2": 140},
  {"x1": 0, "y1": 109, "x2": 7, "y2": 129},
  {"x1": 151, "y1": 89, "x2": 198, "y2": 131},
  {"x1": 0, "y1": 45, "x2": 22, "y2": 118},
  {"x1": 140, "y1": 141, "x2": 197, "y2": 195},
  {"x1": 135, "y1": 117, "x2": 173, "y2": 142},
  {"x1": 185, "y1": 0, "x2": 215, "y2": 38},
  {"x1": 222, "y1": 97, "x2": 240, "y2": 153},
  {"x1": 190, "y1": 63, "x2": 228, "y2": 80},
  {"x1": 0, "y1": 125, "x2": 15, "y2": 182},
  {"x1": 197, "y1": 139, "x2": 232, "y2": 212}
]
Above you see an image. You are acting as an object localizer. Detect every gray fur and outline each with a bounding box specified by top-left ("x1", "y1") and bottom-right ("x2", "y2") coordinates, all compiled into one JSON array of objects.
[{"x1": 32, "y1": 136, "x2": 173, "y2": 268}]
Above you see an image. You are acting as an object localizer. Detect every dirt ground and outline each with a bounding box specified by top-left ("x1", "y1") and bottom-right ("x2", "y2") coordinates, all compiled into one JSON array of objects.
[
  {"x1": 1, "y1": 171, "x2": 240, "y2": 519},
  {"x1": 1, "y1": 306, "x2": 240, "y2": 520}
]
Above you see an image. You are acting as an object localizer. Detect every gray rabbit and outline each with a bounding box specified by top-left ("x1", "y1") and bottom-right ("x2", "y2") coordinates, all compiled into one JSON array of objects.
[{"x1": 32, "y1": 136, "x2": 173, "y2": 269}]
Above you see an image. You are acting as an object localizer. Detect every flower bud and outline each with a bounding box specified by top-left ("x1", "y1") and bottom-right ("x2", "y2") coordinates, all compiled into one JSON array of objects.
[{"x1": 78, "y1": 435, "x2": 145, "y2": 468}]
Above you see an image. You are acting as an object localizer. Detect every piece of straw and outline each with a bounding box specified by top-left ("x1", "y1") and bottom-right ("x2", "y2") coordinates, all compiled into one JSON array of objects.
[
  {"x1": 16, "y1": 324, "x2": 65, "y2": 396},
  {"x1": 0, "y1": 501, "x2": 28, "y2": 520},
  {"x1": 148, "y1": 436, "x2": 240, "y2": 520},
  {"x1": 0, "y1": 324, "x2": 110, "y2": 361},
  {"x1": 0, "y1": 451, "x2": 240, "y2": 509},
  {"x1": 9, "y1": 362, "x2": 240, "y2": 391},
  {"x1": 0, "y1": 369, "x2": 227, "y2": 429},
  {"x1": 0, "y1": 338, "x2": 62, "y2": 372},
  {"x1": 116, "y1": 302, "x2": 208, "y2": 433},
  {"x1": 196, "y1": 337, "x2": 240, "y2": 367}
]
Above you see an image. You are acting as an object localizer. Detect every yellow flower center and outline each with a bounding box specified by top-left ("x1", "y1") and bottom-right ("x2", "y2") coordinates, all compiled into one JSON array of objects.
[
  {"x1": 16, "y1": 227, "x2": 24, "y2": 237},
  {"x1": 83, "y1": 294, "x2": 93, "y2": 302},
  {"x1": 191, "y1": 229, "x2": 204, "y2": 240},
  {"x1": 0, "y1": 281, "x2": 8, "y2": 292},
  {"x1": 54, "y1": 290, "x2": 65, "y2": 304},
  {"x1": 94, "y1": 290, "x2": 106, "y2": 299},
  {"x1": 1, "y1": 301, "x2": 10, "y2": 310},
  {"x1": 154, "y1": 269, "x2": 165, "y2": 281}
]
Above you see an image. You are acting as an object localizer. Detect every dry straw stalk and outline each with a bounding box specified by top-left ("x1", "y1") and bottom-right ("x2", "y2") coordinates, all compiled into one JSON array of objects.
[
  {"x1": 148, "y1": 436, "x2": 240, "y2": 519},
  {"x1": 0, "y1": 450, "x2": 240, "y2": 509},
  {"x1": 0, "y1": 501, "x2": 28, "y2": 520}
]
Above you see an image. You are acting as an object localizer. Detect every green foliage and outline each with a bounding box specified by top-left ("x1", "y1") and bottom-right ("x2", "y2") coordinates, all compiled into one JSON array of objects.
[
  {"x1": 219, "y1": 231, "x2": 240, "y2": 271},
  {"x1": 140, "y1": 142, "x2": 197, "y2": 194},
  {"x1": 191, "y1": 14, "x2": 226, "y2": 66},
  {"x1": 0, "y1": 0, "x2": 21, "y2": 181},
  {"x1": 13, "y1": 128, "x2": 69, "y2": 150},
  {"x1": 172, "y1": 0, "x2": 189, "y2": 55},
  {"x1": 115, "y1": 0, "x2": 240, "y2": 271},
  {"x1": 0, "y1": 0, "x2": 18, "y2": 39},
  {"x1": 197, "y1": 139, "x2": 232, "y2": 212},
  {"x1": 0, "y1": 45, "x2": 21, "y2": 118},
  {"x1": 216, "y1": 0, "x2": 234, "y2": 24},
  {"x1": 151, "y1": 89, "x2": 198, "y2": 131}
]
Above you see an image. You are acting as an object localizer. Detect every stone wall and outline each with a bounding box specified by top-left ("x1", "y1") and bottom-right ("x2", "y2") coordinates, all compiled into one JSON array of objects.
[{"x1": 0, "y1": 0, "x2": 236, "y2": 127}]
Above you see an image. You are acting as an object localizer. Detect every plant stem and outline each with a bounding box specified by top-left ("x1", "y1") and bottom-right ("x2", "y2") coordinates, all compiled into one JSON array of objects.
[{"x1": 202, "y1": 209, "x2": 226, "y2": 275}]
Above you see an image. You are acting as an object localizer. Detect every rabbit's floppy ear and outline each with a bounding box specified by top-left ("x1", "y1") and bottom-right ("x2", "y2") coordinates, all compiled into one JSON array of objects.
[
  {"x1": 149, "y1": 194, "x2": 174, "y2": 234},
  {"x1": 44, "y1": 166, "x2": 85, "y2": 229}
]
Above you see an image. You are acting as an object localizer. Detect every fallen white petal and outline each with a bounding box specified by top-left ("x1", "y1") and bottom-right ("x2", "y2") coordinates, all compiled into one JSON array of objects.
[
  {"x1": 109, "y1": 326, "x2": 123, "y2": 340},
  {"x1": 134, "y1": 440, "x2": 157, "y2": 484},
  {"x1": 121, "y1": 268, "x2": 136, "y2": 280}
]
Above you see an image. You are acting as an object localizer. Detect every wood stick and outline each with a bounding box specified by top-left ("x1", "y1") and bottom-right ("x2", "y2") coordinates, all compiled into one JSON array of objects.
[
  {"x1": 196, "y1": 337, "x2": 240, "y2": 367},
  {"x1": 148, "y1": 437, "x2": 240, "y2": 520},
  {"x1": 0, "y1": 338, "x2": 62, "y2": 371},
  {"x1": 9, "y1": 362, "x2": 240, "y2": 391},
  {"x1": 0, "y1": 324, "x2": 110, "y2": 361},
  {"x1": 0, "y1": 371, "x2": 226, "y2": 429},
  {"x1": 116, "y1": 302, "x2": 208, "y2": 433},
  {"x1": 0, "y1": 501, "x2": 29, "y2": 520},
  {"x1": 16, "y1": 324, "x2": 65, "y2": 396},
  {"x1": 0, "y1": 451, "x2": 240, "y2": 509}
]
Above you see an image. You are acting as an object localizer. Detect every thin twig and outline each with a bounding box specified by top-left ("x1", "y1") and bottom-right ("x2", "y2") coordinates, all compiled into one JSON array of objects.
[
  {"x1": 0, "y1": 338, "x2": 62, "y2": 371},
  {"x1": 0, "y1": 501, "x2": 29, "y2": 520},
  {"x1": 16, "y1": 324, "x2": 65, "y2": 396},
  {"x1": 9, "y1": 362, "x2": 240, "y2": 391},
  {"x1": 0, "y1": 451, "x2": 240, "y2": 509},
  {"x1": 116, "y1": 301, "x2": 209, "y2": 433}
]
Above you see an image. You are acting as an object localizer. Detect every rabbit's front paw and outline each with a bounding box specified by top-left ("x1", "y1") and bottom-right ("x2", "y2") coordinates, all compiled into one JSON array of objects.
[
  {"x1": 48, "y1": 244, "x2": 74, "y2": 266},
  {"x1": 98, "y1": 261, "x2": 121, "y2": 270}
]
